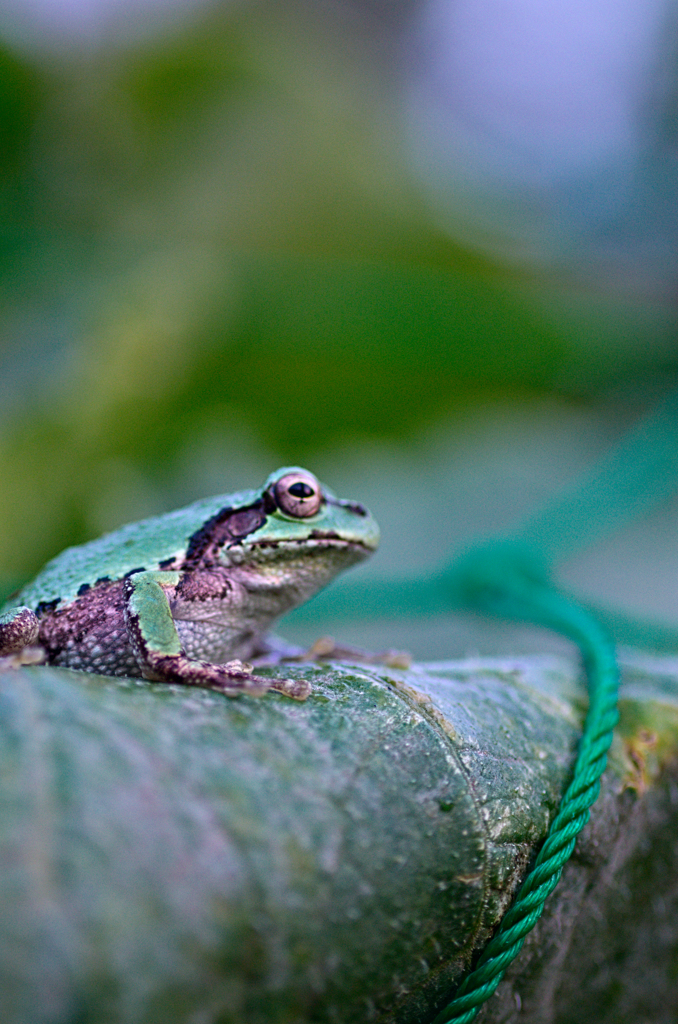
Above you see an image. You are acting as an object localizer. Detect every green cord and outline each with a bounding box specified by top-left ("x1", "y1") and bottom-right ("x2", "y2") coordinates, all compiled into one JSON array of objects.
[
  {"x1": 430, "y1": 542, "x2": 619, "y2": 1023},
  {"x1": 515, "y1": 387, "x2": 678, "y2": 564},
  {"x1": 427, "y1": 390, "x2": 678, "y2": 1019}
]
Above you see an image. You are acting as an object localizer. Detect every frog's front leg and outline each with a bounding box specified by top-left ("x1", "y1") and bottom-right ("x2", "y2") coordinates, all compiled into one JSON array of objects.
[{"x1": 123, "y1": 572, "x2": 310, "y2": 700}]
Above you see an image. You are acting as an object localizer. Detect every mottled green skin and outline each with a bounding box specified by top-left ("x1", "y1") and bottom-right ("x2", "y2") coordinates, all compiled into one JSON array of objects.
[{"x1": 4, "y1": 467, "x2": 379, "y2": 610}]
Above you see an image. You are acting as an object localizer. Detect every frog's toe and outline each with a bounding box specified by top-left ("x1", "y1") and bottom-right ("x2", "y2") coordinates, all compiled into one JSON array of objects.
[
  {"x1": 137, "y1": 650, "x2": 307, "y2": 700},
  {"x1": 0, "y1": 607, "x2": 40, "y2": 655},
  {"x1": 224, "y1": 661, "x2": 311, "y2": 700},
  {"x1": 269, "y1": 676, "x2": 312, "y2": 701},
  {"x1": 216, "y1": 665, "x2": 310, "y2": 700}
]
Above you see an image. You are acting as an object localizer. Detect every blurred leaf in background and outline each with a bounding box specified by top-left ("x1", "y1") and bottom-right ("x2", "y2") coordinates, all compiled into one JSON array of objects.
[{"x1": 0, "y1": 0, "x2": 676, "y2": 657}]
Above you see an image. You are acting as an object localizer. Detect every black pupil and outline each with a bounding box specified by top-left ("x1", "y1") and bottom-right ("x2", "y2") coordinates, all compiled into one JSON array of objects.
[{"x1": 289, "y1": 482, "x2": 315, "y2": 499}]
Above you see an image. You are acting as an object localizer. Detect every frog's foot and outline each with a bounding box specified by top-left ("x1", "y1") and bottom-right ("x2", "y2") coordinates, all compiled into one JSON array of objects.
[
  {"x1": 201, "y1": 659, "x2": 311, "y2": 701},
  {"x1": 260, "y1": 671, "x2": 312, "y2": 701},
  {"x1": 297, "y1": 636, "x2": 412, "y2": 670},
  {"x1": 0, "y1": 607, "x2": 40, "y2": 655},
  {"x1": 140, "y1": 653, "x2": 311, "y2": 701}
]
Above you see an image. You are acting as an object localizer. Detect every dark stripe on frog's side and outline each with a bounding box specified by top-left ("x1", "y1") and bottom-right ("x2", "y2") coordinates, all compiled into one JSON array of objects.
[{"x1": 182, "y1": 501, "x2": 269, "y2": 569}]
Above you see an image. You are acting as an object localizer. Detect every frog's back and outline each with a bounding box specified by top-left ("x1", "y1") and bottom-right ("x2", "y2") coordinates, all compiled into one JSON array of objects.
[{"x1": 7, "y1": 489, "x2": 258, "y2": 611}]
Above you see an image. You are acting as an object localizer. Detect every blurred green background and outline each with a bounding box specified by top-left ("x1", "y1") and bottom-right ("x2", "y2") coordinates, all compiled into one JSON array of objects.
[{"x1": 1, "y1": 0, "x2": 678, "y2": 657}]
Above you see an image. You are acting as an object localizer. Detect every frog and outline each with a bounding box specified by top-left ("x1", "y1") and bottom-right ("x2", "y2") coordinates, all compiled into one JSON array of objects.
[{"x1": 0, "y1": 468, "x2": 379, "y2": 701}]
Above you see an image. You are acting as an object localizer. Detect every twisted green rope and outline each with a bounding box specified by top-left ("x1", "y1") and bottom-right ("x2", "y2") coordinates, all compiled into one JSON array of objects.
[{"x1": 430, "y1": 543, "x2": 619, "y2": 1023}]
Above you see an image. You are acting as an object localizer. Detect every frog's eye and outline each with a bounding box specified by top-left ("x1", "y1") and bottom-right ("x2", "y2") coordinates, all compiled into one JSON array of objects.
[{"x1": 274, "y1": 472, "x2": 323, "y2": 518}]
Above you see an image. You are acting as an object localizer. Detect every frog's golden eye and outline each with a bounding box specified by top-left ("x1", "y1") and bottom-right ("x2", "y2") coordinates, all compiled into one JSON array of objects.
[{"x1": 274, "y1": 472, "x2": 323, "y2": 518}]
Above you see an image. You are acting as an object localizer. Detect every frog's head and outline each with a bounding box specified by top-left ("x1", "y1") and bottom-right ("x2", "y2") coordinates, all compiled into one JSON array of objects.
[
  {"x1": 245, "y1": 466, "x2": 378, "y2": 568},
  {"x1": 192, "y1": 467, "x2": 379, "y2": 608}
]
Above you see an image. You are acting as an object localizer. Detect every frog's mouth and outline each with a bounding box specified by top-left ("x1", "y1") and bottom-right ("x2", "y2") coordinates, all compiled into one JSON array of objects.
[
  {"x1": 309, "y1": 528, "x2": 376, "y2": 547},
  {"x1": 228, "y1": 532, "x2": 376, "y2": 566},
  {"x1": 250, "y1": 531, "x2": 375, "y2": 553}
]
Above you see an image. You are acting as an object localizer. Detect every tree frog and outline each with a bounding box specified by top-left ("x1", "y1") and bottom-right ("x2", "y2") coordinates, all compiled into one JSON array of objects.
[{"x1": 0, "y1": 468, "x2": 379, "y2": 700}]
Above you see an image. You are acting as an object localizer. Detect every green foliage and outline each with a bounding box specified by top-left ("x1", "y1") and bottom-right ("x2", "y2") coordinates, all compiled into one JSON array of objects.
[{"x1": 122, "y1": 29, "x2": 255, "y2": 131}]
